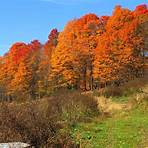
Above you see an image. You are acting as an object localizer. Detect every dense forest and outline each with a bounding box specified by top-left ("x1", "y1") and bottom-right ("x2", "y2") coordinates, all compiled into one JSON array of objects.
[{"x1": 0, "y1": 4, "x2": 147, "y2": 101}]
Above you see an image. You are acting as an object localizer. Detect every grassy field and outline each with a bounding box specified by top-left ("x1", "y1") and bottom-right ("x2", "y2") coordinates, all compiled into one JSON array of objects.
[{"x1": 71, "y1": 97, "x2": 148, "y2": 148}]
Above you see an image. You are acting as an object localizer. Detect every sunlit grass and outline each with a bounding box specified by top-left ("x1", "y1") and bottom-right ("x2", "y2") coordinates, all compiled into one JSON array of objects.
[{"x1": 71, "y1": 104, "x2": 148, "y2": 148}]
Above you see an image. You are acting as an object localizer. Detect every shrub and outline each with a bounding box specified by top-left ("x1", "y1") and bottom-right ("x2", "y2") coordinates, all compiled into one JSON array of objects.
[
  {"x1": 0, "y1": 102, "x2": 58, "y2": 147},
  {"x1": 45, "y1": 131, "x2": 79, "y2": 148},
  {"x1": 96, "y1": 86, "x2": 123, "y2": 97},
  {"x1": 0, "y1": 90, "x2": 98, "y2": 147},
  {"x1": 52, "y1": 90, "x2": 98, "y2": 125}
]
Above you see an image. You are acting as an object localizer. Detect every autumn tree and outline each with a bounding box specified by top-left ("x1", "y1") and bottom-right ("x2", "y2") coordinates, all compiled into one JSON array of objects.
[
  {"x1": 94, "y1": 5, "x2": 146, "y2": 87},
  {"x1": 50, "y1": 14, "x2": 106, "y2": 90},
  {"x1": 0, "y1": 43, "x2": 30, "y2": 99},
  {"x1": 134, "y1": 4, "x2": 148, "y2": 71},
  {"x1": 27, "y1": 40, "x2": 42, "y2": 98},
  {"x1": 35, "y1": 29, "x2": 59, "y2": 96},
  {"x1": 5, "y1": 41, "x2": 42, "y2": 99}
]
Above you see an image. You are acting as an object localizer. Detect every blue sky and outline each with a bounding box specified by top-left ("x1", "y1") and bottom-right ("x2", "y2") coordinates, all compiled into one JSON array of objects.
[{"x1": 0, "y1": 0, "x2": 147, "y2": 55}]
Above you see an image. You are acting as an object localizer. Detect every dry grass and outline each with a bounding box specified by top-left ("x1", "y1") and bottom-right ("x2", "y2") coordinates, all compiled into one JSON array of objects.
[
  {"x1": 94, "y1": 96, "x2": 131, "y2": 114},
  {"x1": 0, "y1": 90, "x2": 98, "y2": 147}
]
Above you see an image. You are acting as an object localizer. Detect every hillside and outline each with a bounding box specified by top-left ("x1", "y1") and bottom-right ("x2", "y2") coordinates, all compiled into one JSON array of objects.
[
  {"x1": 0, "y1": 72, "x2": 147, "y2": 147},
  {"x1": 0, "y1": 3, "x2": 147, "y2": 148},
  {"x1": 71, "y1": 80, "x2": 148, "y2": 148}
]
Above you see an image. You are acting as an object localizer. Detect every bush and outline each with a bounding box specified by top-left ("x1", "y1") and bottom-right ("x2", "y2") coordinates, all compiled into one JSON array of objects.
[
  {"x1": 0, "y1": 90, "x2": 98, "y2": 147},
  {"x1": 122, "y1": 88, "x2": 140, "y2": 97},
  {"x1": 96, "y1": 86, "x2": 123, "y2": 98},
  {"x1": 0, "y1": 102, "x2": 58, "y2": 147},
  {"x1": 95, "y1": 86, "x2": 141, "y2": 98},
  {"x1": 45, "y1": 131, "x2": 79, "y2": 148},
  {"x1": 129, "y1": 92, "x2": 148, "y2": 108},
  {"x1": 52, "y1": 90, "x2": 98, "y2": 125}
]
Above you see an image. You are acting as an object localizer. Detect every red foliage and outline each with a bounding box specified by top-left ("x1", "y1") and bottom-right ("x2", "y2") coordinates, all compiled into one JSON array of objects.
[
  {"x1": 8, "y1": 40, "x2": 42, "y2": 64},
  {"x1": 48, "y1": 28, "x2": 58, "y2": 42},
  {"x1": 134, "y1": 4, "x2": 148, "y2": 15},
  {"x1": 29, "y1": 40, "x2": 42, "y2": 51},
  {"x1": 9, "y1": 42, "x2": 30, "y2": 64},
  {"x1": 100, "y1": 16, "x2": 110, "y2": 24}
]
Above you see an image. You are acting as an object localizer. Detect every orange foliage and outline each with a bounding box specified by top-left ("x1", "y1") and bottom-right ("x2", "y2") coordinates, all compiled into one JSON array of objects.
[
  {"x1": 94, "y1": 5, "x2": 145, "y2": 85},
  {"x1": 0, "y1": 4, "x2": 147, "y2": 99}
]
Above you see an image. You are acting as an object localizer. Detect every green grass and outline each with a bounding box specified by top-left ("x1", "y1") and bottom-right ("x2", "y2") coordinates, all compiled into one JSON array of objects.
[
  {"x1": 71, "y1": 106, "x2": 148, "y2": 148},
  {"x1": 111, "y1": 96, "x2": 129, "y2": 103}
]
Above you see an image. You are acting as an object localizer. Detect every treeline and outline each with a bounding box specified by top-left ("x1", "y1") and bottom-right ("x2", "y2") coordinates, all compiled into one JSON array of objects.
[{"x1": 0, "y1": 4, "x2": 148, "y2": 100}]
